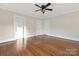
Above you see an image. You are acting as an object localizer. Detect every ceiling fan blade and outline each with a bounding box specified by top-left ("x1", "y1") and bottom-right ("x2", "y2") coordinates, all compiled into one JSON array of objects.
[
  {"x1": 35, "y1": 9, "x2": 41, "y2": 12},
  {"x1": 45, "y1": 9, "x2": 53, "y2": 11},
  {"x1": 35, "y1": 4, "x2": 41, "y2": 8},
  {"x1": 45, "y1": 3, "x2": 51, "y2": 7}
]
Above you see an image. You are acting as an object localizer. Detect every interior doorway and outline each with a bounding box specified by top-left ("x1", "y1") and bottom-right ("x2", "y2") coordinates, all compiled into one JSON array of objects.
[{"x1": 14, "y1": 15, "x2": 27, "y2": 50}]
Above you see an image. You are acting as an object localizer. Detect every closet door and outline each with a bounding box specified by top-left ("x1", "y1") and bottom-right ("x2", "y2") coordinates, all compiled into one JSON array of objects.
[{"x1": 36, "y1": 19, "x2": 45, "y2": 35}]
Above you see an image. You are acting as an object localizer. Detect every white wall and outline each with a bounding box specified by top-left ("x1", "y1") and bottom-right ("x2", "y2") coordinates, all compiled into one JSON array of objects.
[
  {"x1": 25, "y1": 16, "x2": 37, "y2": 37},
  {"x1": 46, "y1": 11, "x2": 79, "y2": 41},
  {"x1": 0, "y1": 8, "x2": 79, "y2": 43},
  {"x1": 0, "y1": 8, "x2": 14, "y2": 43},
  {"x1": 0, "y1": 8, "x2": 37, "y2": 43}
]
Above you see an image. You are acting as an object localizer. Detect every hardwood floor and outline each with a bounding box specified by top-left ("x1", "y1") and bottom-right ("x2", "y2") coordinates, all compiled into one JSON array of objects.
[{"x1": 0, "y1": 35, "x2": 79, "y2": 56}]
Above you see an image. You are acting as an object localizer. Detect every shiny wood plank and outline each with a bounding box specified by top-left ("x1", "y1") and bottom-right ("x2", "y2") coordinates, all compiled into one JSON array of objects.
[{"x1": 0, "y1": 35, "x2": 79, "y2": 56}]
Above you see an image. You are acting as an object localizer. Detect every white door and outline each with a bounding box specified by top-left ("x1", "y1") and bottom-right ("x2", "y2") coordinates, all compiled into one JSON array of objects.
[{"x1": 36, "y1": 19, "x2": 45, "y2": 35}]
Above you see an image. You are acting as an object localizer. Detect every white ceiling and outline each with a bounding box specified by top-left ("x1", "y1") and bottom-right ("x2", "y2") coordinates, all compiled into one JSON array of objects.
[{"x1": 0, "y1": 3, "x2": 79, "y2": 19}]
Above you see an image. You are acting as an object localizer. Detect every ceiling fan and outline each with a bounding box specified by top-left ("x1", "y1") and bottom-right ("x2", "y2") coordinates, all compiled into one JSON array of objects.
[{"x1": 35, "y1": 3, "x2": 53, "y2": 14}]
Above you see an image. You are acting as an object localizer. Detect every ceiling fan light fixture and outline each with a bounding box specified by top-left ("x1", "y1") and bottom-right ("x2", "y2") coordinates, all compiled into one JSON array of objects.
[{"x1": 34, "y1": 3, "x2": 53, "y2": 14}]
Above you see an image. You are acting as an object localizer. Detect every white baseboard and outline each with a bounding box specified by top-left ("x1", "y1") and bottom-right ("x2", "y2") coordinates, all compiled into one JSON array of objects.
[
  {"x1": 0, "y1": 35, "x2": 37, "y2": 43},
  {"x1": 47, "y1": 34, "x2": 79, "y2": 41},
  {"x1": 0, "y1": 34, "x2": 79, "y2": 43}
]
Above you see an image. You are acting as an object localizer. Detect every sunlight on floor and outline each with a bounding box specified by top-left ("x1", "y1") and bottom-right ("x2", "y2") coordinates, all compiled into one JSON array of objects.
[{"x1": 16, "y1": 26, "x2": 28, "y2": 51}]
